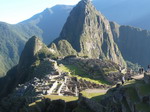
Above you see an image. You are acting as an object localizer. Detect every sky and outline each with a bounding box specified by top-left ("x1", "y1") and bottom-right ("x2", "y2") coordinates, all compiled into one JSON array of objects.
[{"x1": 0, "y1": 0, "x2": 81, "y2": 24}]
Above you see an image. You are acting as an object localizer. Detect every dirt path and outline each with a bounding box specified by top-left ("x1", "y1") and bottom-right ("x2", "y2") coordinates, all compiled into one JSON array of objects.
[
  {"x1": 85, "y1": 89, "x2": 108, "y2": 94},
  {"x1": 131, "y1": 74, "x2": 144, "y2": 80}
]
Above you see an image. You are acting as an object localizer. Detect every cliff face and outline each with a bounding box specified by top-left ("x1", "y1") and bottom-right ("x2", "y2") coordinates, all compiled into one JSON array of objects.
[
  {"x1": 110, "y1": 22, "x2": 150, "y2": 68},
  {"x1": 51, "y1": 0, "x2": 126, "y2": 67}
]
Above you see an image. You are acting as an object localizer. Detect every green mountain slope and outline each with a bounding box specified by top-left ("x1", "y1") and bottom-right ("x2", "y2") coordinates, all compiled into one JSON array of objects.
[
  {"x1": 1, "y1": 0, "x2": 150, "y2": 77},
  {"x1": 0, "y1": 21, "x2": 43, "y2": 77},
  {"x1": 0, "y1": 36, "x2": 56, "y2": 98},
  {"x1": 0, "y1": 5, "x2": 72, "y2": 77}
]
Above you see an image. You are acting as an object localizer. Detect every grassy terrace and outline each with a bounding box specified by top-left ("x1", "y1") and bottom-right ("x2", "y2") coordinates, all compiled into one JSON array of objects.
[
  {"x1": 29, "y1": 95, "x2": 78, "y2": 107},
  {"x1": 29, "y1": 100, "x2": 42, "y2": 107},
  {"x1": 124, "y1": 80, "x2": 145, "y2": 87},
  {"x1": 103, "y1": 67, "x2": 118, "y2": 74},
  {"x1": 58, "y1": 64, "x2": 109, "y2": 85},
  {"x1": 44, "y1": 95, "x2": 78, "y2": 102},
  {"x1": 81, "y1": 90, "x2": 106, "y2": 101}
]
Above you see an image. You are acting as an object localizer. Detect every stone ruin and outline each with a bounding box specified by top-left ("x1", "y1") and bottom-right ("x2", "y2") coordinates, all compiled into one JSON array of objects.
[{"x1": 13, "y1": 72, "x2": 106, "y2": 98}]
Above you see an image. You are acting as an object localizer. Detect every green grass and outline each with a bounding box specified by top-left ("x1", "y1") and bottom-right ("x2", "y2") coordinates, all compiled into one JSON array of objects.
[
  {"x1": 60, "y1": 64, "x2": 86, "y2": 75},
  {"x1": 124, "y1": 79, "x2": 145, "y2": 88},
  {"x1": 124, "y1": 80, "x2": 137, "y2": 86},
  {"x1": 125, "y1": 87, "x2": 140, "y2": 102},
  {"x1": 121, "y1": 99, "x2": 132, "y2": 112},
  {"x1": 103, "y1": 67, "x2": 118, "y2": 74},
  {"x1": 29, "y1": 95, "x2": 78, "y2": 107},
  {"x1": 58, "y1": 64, "x2": 109, "y2": 85},
  {"x1": 124, "y1": 80, "x2": 150, "y2": 96},
  {"x1": 81, "y1": 91, "x2": 106, "y2": 102},
  {"x1": 31, "y1": 60, "x2": 41, "y2": 67},
  {"x1": 137, "y1": 84, "x2": 150, "y2": 96},
  {"x1": 29, "y1": 99, "x2": 42, "y2": 107},
  {"x1": 44, "y1": 95, "x2": 78, "y2": 102},
  {"x1": 81, "y1": 91, "x2": 105, "y2": 99},
  {"x1": 73, "y1": 106, "x2": 93, "y2": 112},
  {"x1": 66, "y1": 64, "x2": 86, "y2": 75},
  {"x1": 121, "y1": 79, "x2": 150, "y2": 112},
  {"x1": 136, "y1": 103, "x2": 150, "y2": 112}
]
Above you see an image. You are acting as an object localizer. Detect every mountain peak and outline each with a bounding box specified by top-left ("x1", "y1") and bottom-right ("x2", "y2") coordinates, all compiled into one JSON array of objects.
[
  {"x1": 18, "y1": 36, "x2": 43, "y2": 69},
  {"x1": 43, "y1": 8, "x2": 53, "y2": 15},
  {"x1": 53, "y1": 0, "x2": 126, "y2": 67},
  {"x1": 57, "y1": 0, "x2": 98, "y2": 51},
  {"x1": 81, "y1": 0, "x2": 91, "y2": 4},
  {"x1": 78, "y1": 0, "x2": 93, "y2": 9}
]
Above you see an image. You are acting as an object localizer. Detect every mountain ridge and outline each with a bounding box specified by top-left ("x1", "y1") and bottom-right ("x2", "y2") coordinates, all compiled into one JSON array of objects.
[
  {"x1": 1, "y1": 0, "x2": 150, "y2": 77},
  {"x1": 0, "y1": 5, "x2": 72, "y2": 77}
]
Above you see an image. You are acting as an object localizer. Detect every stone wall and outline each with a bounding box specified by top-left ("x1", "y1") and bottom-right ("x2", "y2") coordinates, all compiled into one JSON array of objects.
[{"x1": 144, "y1": 72, "x2": 150, "y2": 84}]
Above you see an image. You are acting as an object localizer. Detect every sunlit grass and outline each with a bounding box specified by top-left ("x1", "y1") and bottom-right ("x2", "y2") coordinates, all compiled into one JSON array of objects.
[
  {"x1": 29, "y1": 99, "x2": 41, "y2": 107},
  {"x1": 58, "y1": 64, "x2": 109, "y2": 85},
  {"x1": 29, "y1": 95, "x2": 78, "y2": 107},
  {"x1": 103, "y1": 67, "x2": 118, "y2": 74},
  {"x1": 44, "y1": 95, "x2": 78, "y2": 102},
  {"x1": 81, "y1": 91, "x2": 105, "y2": 99}
]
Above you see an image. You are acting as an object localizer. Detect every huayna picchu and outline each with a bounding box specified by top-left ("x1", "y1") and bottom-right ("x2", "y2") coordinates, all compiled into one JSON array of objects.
[{"x1": 0, "y1": 0, "x2": 150, "y2": 112}]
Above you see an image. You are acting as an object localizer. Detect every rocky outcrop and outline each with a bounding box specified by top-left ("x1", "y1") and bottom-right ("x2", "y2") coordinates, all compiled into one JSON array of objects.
[{"x1": 53, "y1": 40, "x2": 77, "y2": 57}]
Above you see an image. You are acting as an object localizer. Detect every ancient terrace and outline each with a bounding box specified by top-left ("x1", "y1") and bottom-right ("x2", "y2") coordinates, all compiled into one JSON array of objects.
[{"x1": 13, "y1": 72, "x2": 106, "y2": 98}]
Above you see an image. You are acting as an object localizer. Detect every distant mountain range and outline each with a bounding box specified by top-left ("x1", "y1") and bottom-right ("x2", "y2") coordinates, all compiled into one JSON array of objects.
[
  {"x1": 93, "y1": 0, "x2": 150, "y2": 30},
  {"x1": 1, "y1": 0, "x2": 150, "y2": 77},
  {"x1": 0, "y1": 5, "x2": 72, "y2": 77}
]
